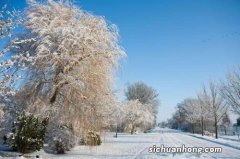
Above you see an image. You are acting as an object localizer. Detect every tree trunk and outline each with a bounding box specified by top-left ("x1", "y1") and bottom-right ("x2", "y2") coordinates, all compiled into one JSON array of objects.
[
  {"x1": 224, "y1": 127, "x2": 227, "y2": 135},
  {"x1": 214, "y1": 116, "x2": 218, "y2": 139},
  {"x1": 192, "y1": 124, "x2": 195, "y2": 134},
  {"x1": 201, "y1": 116, "x2": 204, "y2": 136},
  {"x1": 131, "y1": 125, "x2": 135, "y2": 135},
  {"x1": 115, "y1": 124, "x2": 118, "y2": 138}
]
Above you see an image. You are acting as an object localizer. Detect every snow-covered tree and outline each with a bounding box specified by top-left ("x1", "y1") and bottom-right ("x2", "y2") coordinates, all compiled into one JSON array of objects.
[
  {"x1": 197, "y1": 87, "x2": 213, "y2": 136},
  {"x1": 220, "y1": 112, "x2": 231, "y2": 135},
  {"x1": 174, "y1": 102, "x2": 188, "y2": 130},
  {"x1": 123, "y1": 100, "x2": 154, "y2": 134},
  {"x1": 111, "y1": 101, "x2": 124, "y2": 137},
  {"x1": 220, "y1": 67, "x2": 240, "y2": 115},
  {"x1": 0, "y1": 2, "x2": 21, "y2": 97},
  {"x1": 0, "y1": 0, "x2": 125, "y2": 143},
  {"x1": 180, "y1": 98, "x2": 201, "y2": 134},
  {"x1": 125, "y1": 82, "x2": 159, "y2": 127}
]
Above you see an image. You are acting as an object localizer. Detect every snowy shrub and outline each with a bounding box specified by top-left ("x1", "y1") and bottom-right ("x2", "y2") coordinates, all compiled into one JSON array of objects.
[
  {"x1": 0, "y1": 107, "x2": 4, "y2": 121},
  {"x1": 51, "y1": 139, "x2": 65, "y2": 154},
  {"x1": 48, "y1": 124, "x2": 77, "y2": 154},
  {"x1": 7, "y1": 111, "x2": 48, "y2": 153},
  {"x1": 85, "y1": 131, "x2": 101, "y2": 146},
  {"x1": 5, "y1": 132, "x2": 15, "y2": 148}
]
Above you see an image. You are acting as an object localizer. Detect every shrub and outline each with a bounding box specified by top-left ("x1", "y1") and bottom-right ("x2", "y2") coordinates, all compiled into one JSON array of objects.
[
  {"x1": 48, "y1": 124, "x2": 77, "y2": 154},
  {"x1": 7, "y1": 111, "x2": 48, "y2": 153},
  {"x1": 51, "y1": 138, "x2": 65, "y2": 154},
  {"x1": 85, "y1": 131, "x2": 101, "y2": 146}
]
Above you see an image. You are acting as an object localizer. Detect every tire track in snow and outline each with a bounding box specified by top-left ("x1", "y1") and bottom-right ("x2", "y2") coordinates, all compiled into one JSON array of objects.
[
  {"x1": 167, "y1": 133, "x2": 214, "y2": 158},
  {"x1": 132, "y1": 133, "x2": 165, "y2": 159},
  {"x1": 133, "y1": 132, "x2": 187, "y2": 159}
]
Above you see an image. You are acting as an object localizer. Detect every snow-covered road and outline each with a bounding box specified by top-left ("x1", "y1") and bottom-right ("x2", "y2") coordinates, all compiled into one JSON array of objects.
[
  {"x1": 1, "y1": 129, "x2": 240, "y2": 159},
  {"x1": 45, "y1": 129, "x2": 240, "y2": 159},
  {"x1": 133, "y1": 132, "x2": 240, "y2": 159}
]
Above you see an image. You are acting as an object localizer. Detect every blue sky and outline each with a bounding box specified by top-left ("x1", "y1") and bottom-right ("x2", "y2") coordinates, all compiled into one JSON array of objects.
[{"x1": 1, "y1": 0, "x2": 240, "y2": 122}]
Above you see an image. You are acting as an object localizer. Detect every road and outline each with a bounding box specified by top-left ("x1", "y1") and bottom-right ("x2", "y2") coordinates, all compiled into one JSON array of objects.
[
  {"x1": 133, "y1": 130, "x2": 240, "y2": 159},
  {"x1": 51, "y1": 129, "x2": 240, "y2": 159},
  {"x1": 1, "y1": 129, "x2": 240, "y2": 158}
]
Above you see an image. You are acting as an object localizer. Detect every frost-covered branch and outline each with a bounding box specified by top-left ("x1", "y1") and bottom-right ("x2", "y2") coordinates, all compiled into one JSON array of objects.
[{"x1": 220, "y1": 67, "x2": 240, "y2": 115}]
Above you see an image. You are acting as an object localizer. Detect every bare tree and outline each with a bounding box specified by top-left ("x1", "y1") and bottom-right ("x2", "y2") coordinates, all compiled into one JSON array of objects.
[
  {"x1": 204, "y1": 81, "x2": 228, "y2": 139},
  {"x1": 220, "y1": 67, "x2": 240, "y2": 115}
]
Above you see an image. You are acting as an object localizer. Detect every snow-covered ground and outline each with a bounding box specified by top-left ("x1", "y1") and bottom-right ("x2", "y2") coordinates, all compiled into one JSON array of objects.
[
  {"x1": 188, "y1": 133, "x2": 240, "y2": 150},
  {"x1": 1, "y1": 128, "x2": 240, "y2": 159},
  {"x1": 219, "y1": 135, "x2": 240, "y2": 142}
]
